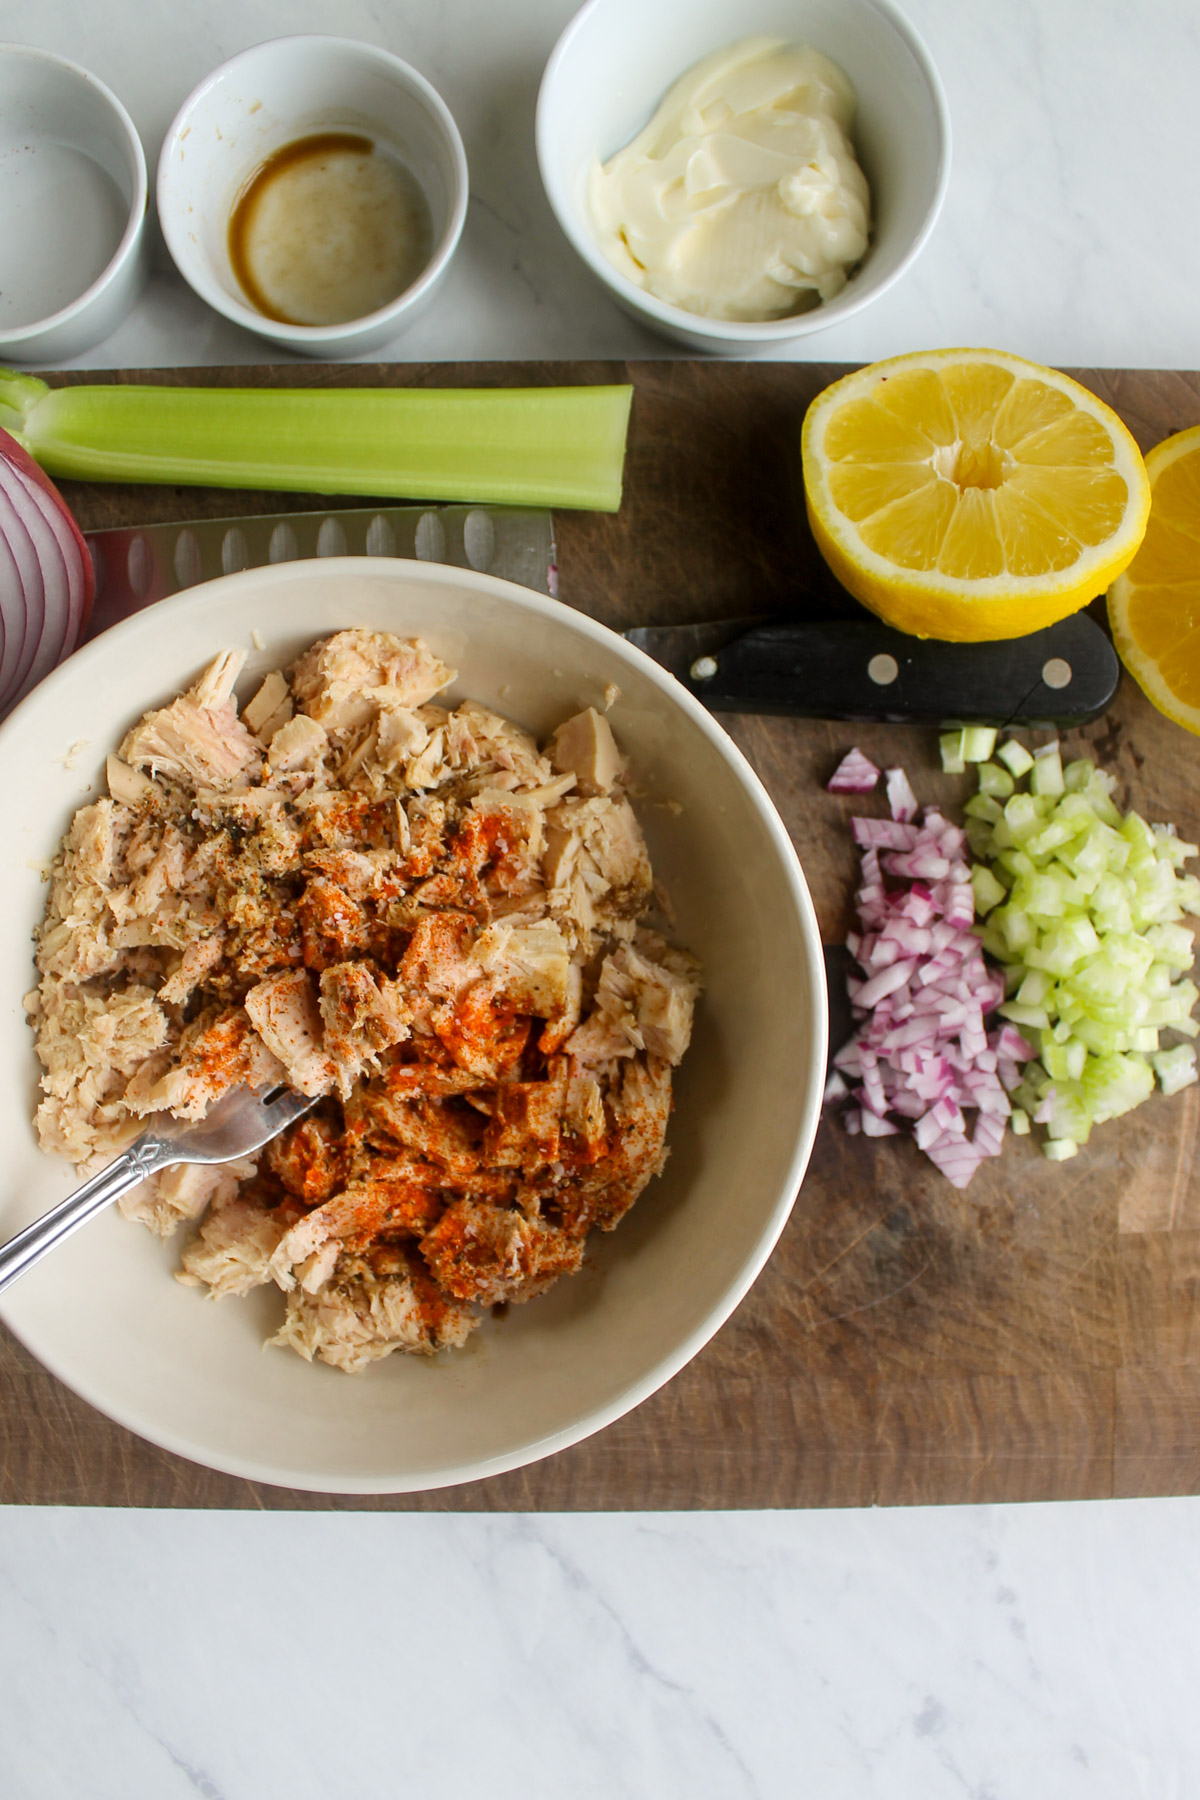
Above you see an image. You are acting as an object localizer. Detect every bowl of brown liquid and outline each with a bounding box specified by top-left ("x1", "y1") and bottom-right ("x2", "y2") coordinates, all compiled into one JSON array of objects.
[{"x1": 157, "y1": 36, "x2": 469, "y2": 357}]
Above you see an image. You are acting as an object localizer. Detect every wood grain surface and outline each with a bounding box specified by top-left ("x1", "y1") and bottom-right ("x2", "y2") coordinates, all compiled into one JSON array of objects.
[{"x1": 5, "y1": 359, "x2": 1200, "y2": 1510}]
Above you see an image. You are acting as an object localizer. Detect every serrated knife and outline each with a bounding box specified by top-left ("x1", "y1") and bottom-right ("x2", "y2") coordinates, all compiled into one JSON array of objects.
[
  {"x1": 82, "y1": 503, "x2": 559, "y2": 640},
  {"x1": 81, "y1": 505, "x2": 1119, "y2": 725}
]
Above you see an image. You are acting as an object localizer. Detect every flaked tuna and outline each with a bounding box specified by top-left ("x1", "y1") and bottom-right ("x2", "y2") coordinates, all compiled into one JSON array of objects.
[{"x1": 30, "y1": 630, "x2": 699, "y2": 1374}]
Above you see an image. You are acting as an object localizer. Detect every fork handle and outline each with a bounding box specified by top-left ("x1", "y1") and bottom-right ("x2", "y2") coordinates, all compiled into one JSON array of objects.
[{"x1": 0, "y1": 1138, "x2": 167, "y2": 1296}]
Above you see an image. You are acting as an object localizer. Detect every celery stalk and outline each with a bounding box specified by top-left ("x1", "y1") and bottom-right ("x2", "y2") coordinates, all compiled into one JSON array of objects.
[{"x1": 0, "y1": 371, "x2": 634, "y2": 512}]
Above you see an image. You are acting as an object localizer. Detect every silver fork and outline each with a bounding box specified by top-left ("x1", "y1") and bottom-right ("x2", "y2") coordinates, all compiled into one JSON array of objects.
[{"x1": 0, "y1": 1084, "x2": 317, "y2": 1296}]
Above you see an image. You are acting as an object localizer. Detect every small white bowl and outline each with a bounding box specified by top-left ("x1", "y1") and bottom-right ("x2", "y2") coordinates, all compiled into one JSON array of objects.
[
  {"x1": 0, "y1": 45, "x2": 149, "y2": 365},
  {"x1": 536, "y1": 0, "x2": 951, "y2": 354},
  {"x1": 157, "y1": 36, "x2": 469, "y2": 359},
  {"x1": 0, "y1": 559, "x2": 826, "y2": 1494}
]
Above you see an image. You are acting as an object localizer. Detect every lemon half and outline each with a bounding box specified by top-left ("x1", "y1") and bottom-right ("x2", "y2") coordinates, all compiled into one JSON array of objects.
[
  {"x1": 1108, "y1": 425, "x2": 1200, "y2": 735},
  {"x1": 801, "y1": 348, "x2": 1151, "y2": 642}
]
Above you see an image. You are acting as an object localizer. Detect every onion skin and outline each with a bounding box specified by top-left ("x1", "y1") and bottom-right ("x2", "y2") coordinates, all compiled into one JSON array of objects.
[
  {"x1": 0, "y1": 425, "x2": 95, "y2": 713},
  {"x1": 0, "y1": 426, "x2": 94, "y2": 634}
]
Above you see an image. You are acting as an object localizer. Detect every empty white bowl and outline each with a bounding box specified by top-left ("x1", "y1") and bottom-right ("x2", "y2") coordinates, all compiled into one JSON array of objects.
[
  {"x1": 0, "y1": 559, "x2": 826, "y2": 1493},
  {"x1": 157, "y1": 36, "x2": 469, "y2": 358},
  {"x1": 536, "y1": 0, "x2": 951, "y2": 354},
  {"x1": 0, "y1": 45, "x2": 149, "y2": 365}
]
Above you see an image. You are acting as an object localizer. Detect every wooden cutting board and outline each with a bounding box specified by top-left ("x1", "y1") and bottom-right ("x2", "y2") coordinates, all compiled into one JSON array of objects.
[{"x1": 4, "y1": 359, "x2": 1200, "y2": 1511}]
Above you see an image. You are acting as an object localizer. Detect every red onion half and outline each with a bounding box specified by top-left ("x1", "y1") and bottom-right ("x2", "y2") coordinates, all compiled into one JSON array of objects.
[{"x1": 0, "y1": 426, "x2": 94, "y2": 716}]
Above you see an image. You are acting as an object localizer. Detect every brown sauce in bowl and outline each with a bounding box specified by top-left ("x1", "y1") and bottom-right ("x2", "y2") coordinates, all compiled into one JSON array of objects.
[{"x1": 228, "y1": 132, "x2": 433, "y2": 327}]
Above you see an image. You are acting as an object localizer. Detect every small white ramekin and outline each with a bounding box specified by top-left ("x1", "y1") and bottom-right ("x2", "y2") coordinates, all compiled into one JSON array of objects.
[
  {"x1": 157, "y1": 36, "x2": 469, "y2": 359},
  {"x1": 0, "y1": 45, "x2": 149, "y2": 365},
  {"x1": 536, "y1": 0, "x2": 951, "y2": 355}
]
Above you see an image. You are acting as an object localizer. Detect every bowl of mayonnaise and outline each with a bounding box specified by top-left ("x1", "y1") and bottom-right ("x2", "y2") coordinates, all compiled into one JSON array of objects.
[{"x1": 535, "y1": 0, "x2": 950, "y2": 353}]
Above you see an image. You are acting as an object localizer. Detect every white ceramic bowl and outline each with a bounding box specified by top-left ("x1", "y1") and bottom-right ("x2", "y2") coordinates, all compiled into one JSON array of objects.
[
  {"x1": 0, "y1": 559, "x2": 825, "y2": 1494},
  {"x1": 536, "y1": 0, "x2": 950, "y2": 354},
  {"x1": 157, "y1": 37, "x2": 469, "y2": 358},
  {"x1": 0, "y1": 45, "x2": 149, "y2": 365}
]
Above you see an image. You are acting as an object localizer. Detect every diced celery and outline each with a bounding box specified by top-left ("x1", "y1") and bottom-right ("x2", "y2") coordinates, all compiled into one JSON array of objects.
[
  {"x1": 964, "y1": 793, "x2": 1005, "y2": 824},
  {"x1": 994, "y1": 906, "x2": 1036, "y2": 955},
  {"x1": 1010, "y1": 873, "x2": 1067, "y2": 919},
  {"x1": 966, "y1": 820, "x2": 997, "y2": 860},
  {"x1": 1043, "y1": 1138, "x2": 1079, "y2": 1161},
  {"x1": 961, "y1": 726, "x2": 998, "y2": 762},
  {"x1": 1102, "y1": 933, "x2": 1156, "y2": 980},
  {"x1": 998, "y1": 1001, "x2": 1051, "y2": 1029},
  {"x1": 971, "y1": 864, "x2": 1007, "y2": 914},
  {"x1": 997, "y1": 847, "x2": 1037, "y2": 881},
  {"x1": 939, "y1": 730, "x2": 966, "y2": 775},
  {"x1": 1152, "y1": 826, "x2": 1199, "y2": 867},
  {"x1": 997, "y1": 738, "x2": 1035, "y2": 778},
  {"x1": 1153, "y1": 1044, "x2": 1199, "y2": 1094},
  {"x1": 1030, "y1": 742, "x2": 1064, "y2": 797},
  {"x1": 1081, "y1": 1053, "x2": 1155, "y2": 1121},
  {"x1": 962, "y1": 736, "x2": 1200, "y2": 1163},
  {"x1": 1163, "y1": 976, "x2": 1198, "y2": 1018},
  {"x1": 1084, "y1": 779, "x2": 1123, "y2": 829},
  {"x1": 1028, "y1": 916, "x2": 1102, "y2": 975},
  {"x1": 1042, "y1": 1039, "x2": 1086, "y2": 1081},
  {"x1": 1004, "y1": 793, "x2": 1042, "y2": 841},
  {"x1": 1122, "y1": 813, "x2": 1158, "y2": 859},
  {"x1": 1071, "y1": 1018, "x2": 1118, "y2": 1056},
  {"x1": 1090, "y1": 873, "x2": 1133, "y2": 934},
  {"x1": 1025, "y1": 818, "x2": 1078, "y2": 859},
  {"x1": 1048, "y1": 1082, "x2": 1092, "y2": 1142},
  {"x1": 1144, "y1": 922, "x2": 1196, "y2": 970},
  {"x1": 977, "y1": 761, "x2": 1015, "y2": 799},
  {"x1": 1010, "y1": 1108, "x2": 1031, "y2": 1135}
]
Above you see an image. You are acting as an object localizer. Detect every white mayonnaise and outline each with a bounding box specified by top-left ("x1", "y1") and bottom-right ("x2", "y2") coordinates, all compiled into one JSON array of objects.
[{"x1": 587, "y1": 37, "x2": 871, "y2": 322}]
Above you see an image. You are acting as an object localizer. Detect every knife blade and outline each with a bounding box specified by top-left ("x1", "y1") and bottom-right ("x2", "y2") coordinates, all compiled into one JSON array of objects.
[
  {"x1": 82, "y1": 503, "x2": 558, "y2": 641},
  {"x1": 82, "y1": 503, "x2": 1119, "y2": 726},
  {"x1": 624, "y1": 612, "x2": 1120, "y2": 727}
]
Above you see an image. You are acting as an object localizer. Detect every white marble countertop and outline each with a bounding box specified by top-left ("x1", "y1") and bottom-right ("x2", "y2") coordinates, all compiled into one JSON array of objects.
[
  {"x1": 6, "y1": 0, "x2": 1200, "y2": 371},
  {"x1": 4, "y1": 1, "x2": 1200, "y2": 1793}
]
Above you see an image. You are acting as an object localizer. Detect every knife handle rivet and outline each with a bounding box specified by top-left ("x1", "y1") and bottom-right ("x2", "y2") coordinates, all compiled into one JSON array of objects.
[
  {"x1": 690, "y1": 655, "x2": 719, "y2": 681},
  {"x1": 1042, "y1": 657, "x2": 1073, "y2": 690},
  {"x1": 867, "y1": 653, "x2": 899, "y2": 685}
]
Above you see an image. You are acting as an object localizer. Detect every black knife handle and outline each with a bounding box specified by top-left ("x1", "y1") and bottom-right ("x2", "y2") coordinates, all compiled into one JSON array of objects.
[{"x1": 679, "y1": 614, "x2": 1120, "y2": 726}]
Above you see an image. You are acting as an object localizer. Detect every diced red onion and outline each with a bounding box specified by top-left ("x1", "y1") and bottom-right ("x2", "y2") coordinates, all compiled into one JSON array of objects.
[
  {"x1": 886, "y1": 766, "x2": 919, "y2": 822},
  {"x1": 825, "y1": 758, "x2": 1033, "y2": 1186},
  {"x1": 828, "y1": 747, "x2": 881, "y2": 793},
  {"x1": 852, "y1": 817, "x2": 919, "y2": 851}
]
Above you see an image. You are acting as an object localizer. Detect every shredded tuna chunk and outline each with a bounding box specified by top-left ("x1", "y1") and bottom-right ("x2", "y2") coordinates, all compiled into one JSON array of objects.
[
  {"x1": 121, "y1": 649, "x2": 263, "y2": 791},
  {"x1": 120, "y1": 1157, "x2": 257, "y2": 1238},
  {"x1": 30, "y1": 629, "x2": 699, "y2": 1372},
  {"x1": 269, "y1": 1246, "x2": 477, "y2": 1370},
  {"x1": 176, "y1": 1186, "x2": 300, "y2": 1297},
  {"x1": 243, "y1": 971, "x2": 336, "y2": 1097}
]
